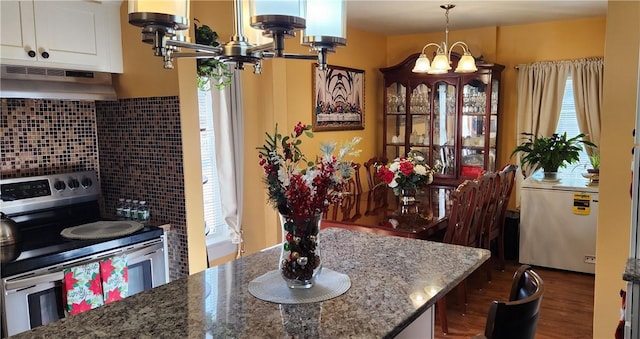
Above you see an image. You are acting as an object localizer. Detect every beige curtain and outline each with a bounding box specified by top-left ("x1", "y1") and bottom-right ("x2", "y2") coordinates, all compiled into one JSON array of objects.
[
  {"x1": 514, "y1": 61, "x2": 571, "y2": 207},
  {"x1": 515, "y1": 61, "x2": 572, "y2": 176},
  {"x1": 571, "y1": 58, "x2": 604, "y2": 149},
  {"x1": 210, "y1": 69, "x2": 245, "y2": 258}
]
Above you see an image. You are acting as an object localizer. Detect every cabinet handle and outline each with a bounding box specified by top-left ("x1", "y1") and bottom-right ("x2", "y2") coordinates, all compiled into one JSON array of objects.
[
  {"x1": 41, "y1": 51, "x2": 50, "y2": 59},
  {"x1": 27, "y1": 50, "x2": 36, "y2": 58}
]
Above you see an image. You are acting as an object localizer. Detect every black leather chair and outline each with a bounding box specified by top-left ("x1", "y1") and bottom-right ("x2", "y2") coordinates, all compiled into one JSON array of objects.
[{"x1": 479, "y1": 264, "x2": 545, "y2": 339}]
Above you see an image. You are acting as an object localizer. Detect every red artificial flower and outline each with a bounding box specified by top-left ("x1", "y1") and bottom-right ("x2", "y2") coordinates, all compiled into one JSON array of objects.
[
  {"x1": 377, "y1": 166, "x2": 395, "y2": 184},
  {"x1": 399, "y1": 161, "x2": 414, "y2": 176},
  {"x1": 293, "y1": 122, "x2": 306, "y2": 137}
]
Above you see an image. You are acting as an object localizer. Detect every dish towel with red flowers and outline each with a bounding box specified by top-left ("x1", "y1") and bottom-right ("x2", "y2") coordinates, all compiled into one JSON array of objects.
[
  {"x1": 100, "y1": 255, "x2": 129, "y2": 303},
  {"x1": 63, "y1": 262, "x2": 104, "y2": 315}
]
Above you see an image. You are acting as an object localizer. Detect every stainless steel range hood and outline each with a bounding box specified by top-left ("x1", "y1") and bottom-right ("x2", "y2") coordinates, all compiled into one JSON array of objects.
[{"x1": 1, "y1": 65, "x2": 117, "y2": 101}]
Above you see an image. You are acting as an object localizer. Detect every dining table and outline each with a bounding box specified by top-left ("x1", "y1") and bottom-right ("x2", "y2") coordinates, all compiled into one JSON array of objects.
[
  {"x1": 323, "y1": 184, "x2": 454, "y2": 239},
  {"x1": 9, "y1": 227, "x2": 490, "y2": 339}
]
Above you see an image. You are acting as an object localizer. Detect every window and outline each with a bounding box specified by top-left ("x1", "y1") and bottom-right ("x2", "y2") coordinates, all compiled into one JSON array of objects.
[
  {"x1": 198, "y1": 89, "x2": 231, "y2": 246},
  {"x1": 555, "y1": 75, "x2": 591, "y2": 177}
]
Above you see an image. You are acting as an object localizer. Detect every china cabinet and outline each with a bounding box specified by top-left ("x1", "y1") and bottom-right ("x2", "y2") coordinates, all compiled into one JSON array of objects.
[
  {"x1": 0, "y1": 0, "x2": 123, "y2": 73},
  {"x1": 380, "y1": 53, "x2": 504, "y2": 185}
]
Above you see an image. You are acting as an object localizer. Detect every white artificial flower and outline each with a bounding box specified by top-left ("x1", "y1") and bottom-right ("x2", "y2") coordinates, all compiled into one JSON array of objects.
[
  {"x1": 389, "y1": 162, "x2": 400, "y2": 172},
  {"x1": 278, "y1": 168, "x2": 290, "y2": 186},
  {"x1": 389, "y1": 177, "x2": 399, "y2": 188},
  {"x1": 414, "y1": 155, "x2": 425, "y2": 162},
  {"x1": 414, "y1": 164, "x2": 427, "y2": 176}
]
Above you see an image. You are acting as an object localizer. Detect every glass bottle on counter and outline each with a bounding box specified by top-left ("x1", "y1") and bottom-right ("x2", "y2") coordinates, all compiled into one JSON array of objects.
[
  {"x1": 138, "y1": 201, "x2": 150, "y2": 223},
  {"x1": 130, "y1": 200, "x2": 139, "y2": 221},
  {"x1": 123, "y1": 199, "x2": 132, "y2": 220},
  {"x1": 116, "y1": 198, "x2": 125, "y2": 219}
]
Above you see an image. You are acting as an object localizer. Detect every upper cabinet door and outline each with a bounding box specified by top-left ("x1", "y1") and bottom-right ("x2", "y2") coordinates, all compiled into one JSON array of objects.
[
  {"x1": 0, "y1": 1, "x2": 36, "y2": 61},
  {"x1": 0, "y1": 0, "x2": 123, "y2": 73}
]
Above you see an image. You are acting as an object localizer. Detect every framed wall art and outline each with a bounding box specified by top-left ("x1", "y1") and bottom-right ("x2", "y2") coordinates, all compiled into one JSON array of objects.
[{"x1": 312, "y1": 64, "x2": 365, "y2": 131}]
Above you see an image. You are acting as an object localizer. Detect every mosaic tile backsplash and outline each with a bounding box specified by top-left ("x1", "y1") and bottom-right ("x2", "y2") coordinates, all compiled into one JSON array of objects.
[
  {"x1": 1, "y1": 97, "x2": 188, "y2": 281},
  {"x1": 1, "y1": 99, "x2": 99, "y2": 177},
  {"x1": 96, "y1": 97, "x2": 187, "y2": 280}
]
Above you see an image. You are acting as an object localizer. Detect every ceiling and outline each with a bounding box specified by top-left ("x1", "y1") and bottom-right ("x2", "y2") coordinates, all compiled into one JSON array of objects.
[{"x1": 345, "y1": 0, "x2": 608, "y2": 36}]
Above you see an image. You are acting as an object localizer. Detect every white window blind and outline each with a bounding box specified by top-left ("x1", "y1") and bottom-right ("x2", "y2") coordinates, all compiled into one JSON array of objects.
[
  {"x1": 198, "y1": 89, "x2": 230, "y2": 243},
  {"x1": 555, "y1": 75, "x2": 591, "y2": 177}
]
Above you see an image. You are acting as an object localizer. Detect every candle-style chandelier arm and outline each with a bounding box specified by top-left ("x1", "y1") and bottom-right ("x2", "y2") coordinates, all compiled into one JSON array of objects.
[
  {"x1": 448, "y1": 41, "x2": 472, "y2": 56},
  {"x1": 419, "y1": 42, "x2": 446, "y2": 55}
]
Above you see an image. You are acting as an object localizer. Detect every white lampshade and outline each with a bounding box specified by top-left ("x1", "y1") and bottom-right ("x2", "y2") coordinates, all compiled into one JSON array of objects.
[
  {"x1": 428, "y1": 53, "x2": 451, "y2": 74},
  {"x1": 412, "y1": 54, "x2": 431, "y2": 73},
  {"x1": 242, "y1": 0, "x2": 272, "y2": 45},
  {"x1": 249, "y1": 0, "x2": 306, "y2": 19},
  {"x1": 128, "y1": 0, "x2": 189, "y2": 19},
  {"x1": 304, "y1": 0, "x2": 346, "y2": 39},
  {"x1": 455, "y1": 52, "x2": 477, "y2": 73}
]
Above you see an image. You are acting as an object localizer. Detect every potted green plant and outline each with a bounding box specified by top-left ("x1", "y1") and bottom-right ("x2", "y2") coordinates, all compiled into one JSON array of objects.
[
  {"x1": 194, "y1": 19, "x2": 232, "y2": 90},
  {"x1": 587, "y1": 145, "x2": 600, "y2": 173},
  {"x1": 511, "y1": 132, "x2": 596, "y2": 180}
]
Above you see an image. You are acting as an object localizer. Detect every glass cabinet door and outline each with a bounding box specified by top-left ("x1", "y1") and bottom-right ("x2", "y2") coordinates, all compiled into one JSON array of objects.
[
  {"x1": 409, "y1": 83, "x2": 431, "y2": 162},
  {"x1": 385, "y1": 82, "x2": 407, "y2": 159},
  {"x1": 433, "y1": 81, "x2": 457, "y2": 176},
  {"x1": 461, "y1": 78, "x2": 488, "y2": 176}
]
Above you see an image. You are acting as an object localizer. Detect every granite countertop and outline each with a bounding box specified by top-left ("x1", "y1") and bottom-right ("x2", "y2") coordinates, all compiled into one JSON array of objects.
[
  {"x1": 623, "y1": 258, "x2": 640, "y2": 283},
  {"x1": 12, "y1": 228, "x2": 490, "y2": 338}
]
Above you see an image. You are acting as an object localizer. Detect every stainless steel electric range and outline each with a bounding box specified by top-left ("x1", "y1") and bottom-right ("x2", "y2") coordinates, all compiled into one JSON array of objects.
[{"x1": 0, "y1": 171, "x2": 168, "y2": 337}]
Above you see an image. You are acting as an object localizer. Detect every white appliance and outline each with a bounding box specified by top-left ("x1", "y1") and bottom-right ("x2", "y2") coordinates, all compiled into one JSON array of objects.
[{"x1": 519, "y1": 171, "x2": 599, "y2": 274}]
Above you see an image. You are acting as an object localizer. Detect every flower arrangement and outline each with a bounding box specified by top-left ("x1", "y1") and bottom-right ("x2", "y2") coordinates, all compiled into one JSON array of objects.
[
  {"x1": 376, "y1": 151, "x2": 437, "y2": 196},
  {"x1": 257, "y1": 122, "x2": 361, "y2": 219}
]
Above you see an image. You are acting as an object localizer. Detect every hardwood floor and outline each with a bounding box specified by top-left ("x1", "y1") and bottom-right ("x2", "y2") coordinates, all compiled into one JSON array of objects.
[{"x1": 434, "y1": 260, "x2": 595, "y2": 339}]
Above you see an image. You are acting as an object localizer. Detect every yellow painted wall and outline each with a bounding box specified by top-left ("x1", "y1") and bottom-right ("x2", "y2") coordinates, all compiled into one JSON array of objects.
[
  {"x1": 595, "y1": 2, "x2": 639, "y2": 337},
  {"x1": 114, "y1": 2, "x2": 179, "y2": 98}
]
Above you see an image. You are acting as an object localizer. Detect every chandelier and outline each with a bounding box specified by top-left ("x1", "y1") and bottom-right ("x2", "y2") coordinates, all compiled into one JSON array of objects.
[
  {"x1": 412, "y1": 4, "x2": 477, "y2": 74},
  {"x1": 128, "y1": 0, "x2": 346, "y2": 74}
]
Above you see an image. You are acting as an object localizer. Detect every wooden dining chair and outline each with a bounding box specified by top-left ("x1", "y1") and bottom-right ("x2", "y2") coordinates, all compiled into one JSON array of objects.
[
  {"x1": 471, "y1": 171, "x2": 499, "y2": 283},
  {"x1": 363, "y1": 156, "x2": 389, "y2": 215},
  {"x1": 350, "y1": 162, "x2": 363, "y2": 195},
  {"x1": 483, "y1": 164, "x2": 517, "y2": 273},
  {"x1": 323, "y1": 163, "x2": 363, "y2": 221},
  {"x1": 363, "y1": 156, "x2": 388, "y2": 191},
  {"x1": 438, "y1": 179, "x2": 482, "y2": 334},
  {"x1": 476, "y1": 264, "x2": 545, "y2": 339}
]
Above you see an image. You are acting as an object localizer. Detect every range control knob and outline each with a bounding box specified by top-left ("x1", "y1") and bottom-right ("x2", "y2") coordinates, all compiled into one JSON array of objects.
[
  {"x1": 67, "y1": 178, "x2": 80, "y2": 189},
  {"x1": 81, "y1": 177, "x2": 93, "y2": 188},
  {"x1": 53, "y1": 180, "x2": 66, "y2": 191}
]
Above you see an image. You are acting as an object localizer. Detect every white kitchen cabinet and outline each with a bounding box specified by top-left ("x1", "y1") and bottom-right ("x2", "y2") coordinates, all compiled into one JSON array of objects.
[{"x1": 0, "y1": 0, "x2": 123, "y2": 73}]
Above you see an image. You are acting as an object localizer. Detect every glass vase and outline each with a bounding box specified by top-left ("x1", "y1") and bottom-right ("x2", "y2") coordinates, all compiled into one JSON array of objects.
[
  {"x1": 399, "y1": 188, "x2": 417, "y2": 206},
  {"x1": 278, "y1": 213, "x2": 323, "y2": 289}
]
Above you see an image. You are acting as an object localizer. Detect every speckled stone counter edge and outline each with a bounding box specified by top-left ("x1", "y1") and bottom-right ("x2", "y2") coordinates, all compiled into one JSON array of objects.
[{"x1": 623, "y1": 258, "x2": 640, "y2": 283}]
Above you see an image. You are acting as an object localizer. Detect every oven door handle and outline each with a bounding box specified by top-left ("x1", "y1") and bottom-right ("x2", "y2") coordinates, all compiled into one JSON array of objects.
[
  {"x1": 5, "y1": 271, "x2": 64, "y2": 292},
  {"x1": 5, "y1": 240, "x2": 164, "y2": 292}
]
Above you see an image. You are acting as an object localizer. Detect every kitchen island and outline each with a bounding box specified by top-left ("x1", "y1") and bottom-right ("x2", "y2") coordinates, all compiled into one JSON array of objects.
[{"x1": 10, "y1": 228, "x2": 490, "y2": 338}]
